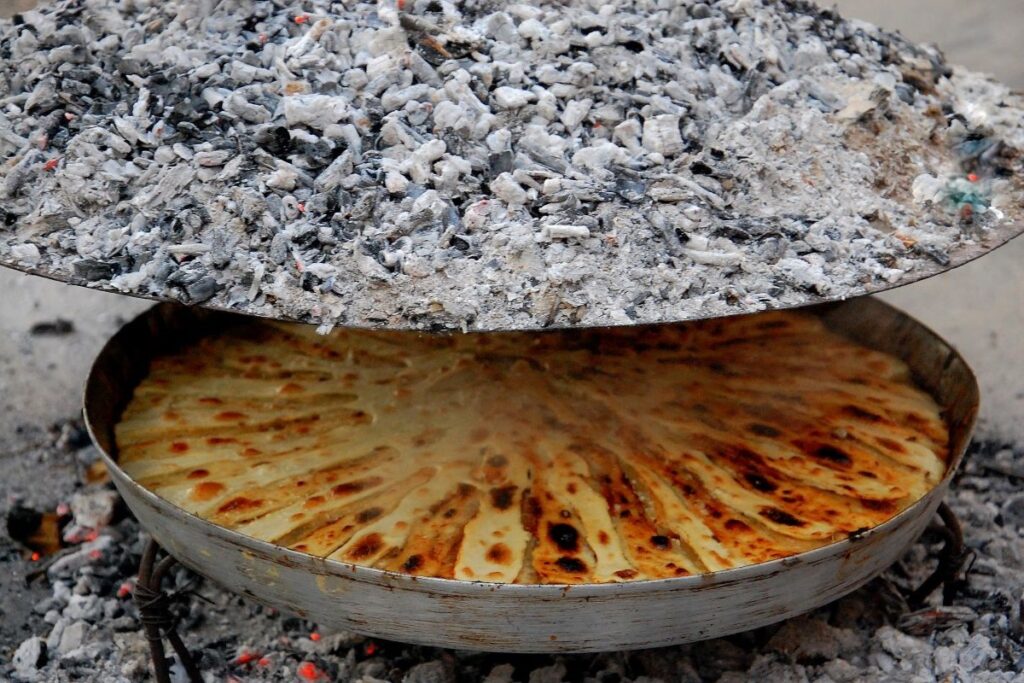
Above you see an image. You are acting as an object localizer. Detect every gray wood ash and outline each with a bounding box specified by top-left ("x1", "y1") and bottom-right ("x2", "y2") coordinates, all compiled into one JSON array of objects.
[{"x1": 1, "y1": 0, "x2": 1022, "y2": 330}]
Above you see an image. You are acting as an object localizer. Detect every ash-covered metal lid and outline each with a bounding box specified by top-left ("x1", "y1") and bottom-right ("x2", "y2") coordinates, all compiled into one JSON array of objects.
[{"x1": 1, "y1": 0, "x2": 1021, "y2": 331}]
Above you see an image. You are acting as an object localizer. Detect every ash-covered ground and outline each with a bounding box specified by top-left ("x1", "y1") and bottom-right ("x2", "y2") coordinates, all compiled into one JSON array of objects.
[{"x1": 2, "y1": 423, "x2": 1023, "y2": 682}]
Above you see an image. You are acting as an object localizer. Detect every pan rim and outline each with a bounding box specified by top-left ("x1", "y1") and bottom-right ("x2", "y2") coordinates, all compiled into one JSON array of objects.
[{"x1": 82, "y1": 297, "x2": 979, "y2": 599}]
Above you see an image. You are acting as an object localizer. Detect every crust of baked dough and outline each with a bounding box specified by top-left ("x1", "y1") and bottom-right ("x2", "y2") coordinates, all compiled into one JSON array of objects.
[{"x1": 116, "y1": 311, "x2": 948, "y2": 584}]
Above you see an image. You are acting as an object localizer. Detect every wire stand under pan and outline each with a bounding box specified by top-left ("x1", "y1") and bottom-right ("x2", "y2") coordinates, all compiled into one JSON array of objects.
[{"x1": 134, "y1": 540, "x2": 202, "y2": 683}]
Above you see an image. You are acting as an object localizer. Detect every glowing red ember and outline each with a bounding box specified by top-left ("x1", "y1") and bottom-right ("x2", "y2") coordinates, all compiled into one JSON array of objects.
[{"x1": 297, "y1": 661, "x2": 322, "y2": 680}]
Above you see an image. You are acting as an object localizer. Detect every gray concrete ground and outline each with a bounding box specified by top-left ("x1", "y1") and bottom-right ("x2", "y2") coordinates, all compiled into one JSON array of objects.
[{"x1": 1, "y1": 0, "x2": 1022, "y2": 450}]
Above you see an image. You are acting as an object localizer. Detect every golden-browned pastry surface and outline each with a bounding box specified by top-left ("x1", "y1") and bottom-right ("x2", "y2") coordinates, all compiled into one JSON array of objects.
[{"x1": 116, "y1": 312, "x2": 948, "y2": 584}]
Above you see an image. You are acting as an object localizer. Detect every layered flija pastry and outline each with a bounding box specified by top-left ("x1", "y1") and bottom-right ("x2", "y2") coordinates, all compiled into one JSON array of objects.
[{"x1": 115, "y1": 311, "x2": 948, "y2": 584}]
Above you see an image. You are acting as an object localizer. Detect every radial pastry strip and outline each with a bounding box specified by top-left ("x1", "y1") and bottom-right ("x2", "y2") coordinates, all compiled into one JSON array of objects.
[{"x1": 116, "y1": 312, "x2": 949, "y2": 584}]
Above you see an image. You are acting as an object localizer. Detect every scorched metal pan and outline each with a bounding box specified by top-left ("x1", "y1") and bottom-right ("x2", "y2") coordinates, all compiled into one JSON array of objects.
[{"x1": 82, "y1": 297, "x2": 978, "y2": 653}]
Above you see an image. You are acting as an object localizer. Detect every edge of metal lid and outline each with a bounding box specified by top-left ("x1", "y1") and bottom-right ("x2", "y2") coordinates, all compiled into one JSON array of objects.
[
  {"x1": 7, "y1": 221, "x2": 1023, "y2": 331},
  {"x1": 79, "y1": 296, "x2": 974, "y2": 593}
]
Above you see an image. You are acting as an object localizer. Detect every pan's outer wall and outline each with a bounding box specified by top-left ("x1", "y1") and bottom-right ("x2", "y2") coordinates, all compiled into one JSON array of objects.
[{"x1": 83, "y1": 298, "x2": 978, "y2": 653}]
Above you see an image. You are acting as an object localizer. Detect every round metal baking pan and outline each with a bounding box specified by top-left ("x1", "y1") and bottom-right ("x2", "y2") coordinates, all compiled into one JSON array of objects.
[
  {"x1": 83, "y1": 297, "x2": 978, "y2": 653},
  {"x1": 3, "y1": 222, "x2": 1022, "y2": 332}
]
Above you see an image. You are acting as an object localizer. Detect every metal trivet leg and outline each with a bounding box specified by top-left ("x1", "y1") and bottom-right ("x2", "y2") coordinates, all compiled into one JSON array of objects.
[
  {"x1": 907, "y1": 502, "x2": 970, "y2": 609},
  {"x1": 134, "y1": 538, "x2": 203, "y2": 683}
]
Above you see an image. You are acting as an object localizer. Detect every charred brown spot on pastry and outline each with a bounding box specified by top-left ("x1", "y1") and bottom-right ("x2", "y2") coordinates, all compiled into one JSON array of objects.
[
  {"x1": 843, "y1": 405, "x2": 883, "y2": 422},
  {"x1": 522, "y1": 496, "x2": 542, "y2": 535},
  {"x1": 486, "y1": 544, "x2": 511, "y2": 564},
  {"x1": 759, "y1": 507, "x2": 805, "y2": 527},
  {"x1": 217, "y1": 497, "x2": 263, "y2": 513},
  {"x1": 356, "y1": 507, "x2": 383, "y2": 523},
  {"x1": 861, "y1": 499, "x2": 898, "y2": 513},
  {"x1": 813, "y1": 445, "x2": 852, "y2": 466},
  {"x1": 192, "y1": 482, "x2": 224, "y2": 500},
  {"x1": 333, "y1": 477, "x2": 381, "y2": 496},
  {"x1": 555, "y1": 556, "x2": 587, "y2": 573},
  {"x1": 548, "y1": 523, "x2": 580, "y2": 552},
  {"x1": 744, "y1": 472, "x2": 777, "y2": 492},
  {"x1": 748, "y1": 423, "x2": 781, "y2": 437},
  {"x1": 489, "y1": 485, "x2": 517, "y2": 511},
  {"x1": 348, "y1": 534, "x2": 383, "y2": 560},
  {"x1": 279, "y1": 382, "x2": 305, "y2": 394},
  {"x1": 876, "y1": 437, "x2": 906, "y2": 453}
]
